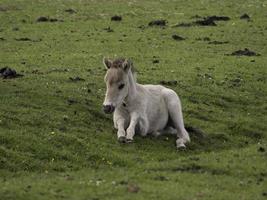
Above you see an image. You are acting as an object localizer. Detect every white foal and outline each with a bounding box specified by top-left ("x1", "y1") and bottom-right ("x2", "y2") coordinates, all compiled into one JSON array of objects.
[{"x1": 102, "y1": 58, "x2": 190, "y2": 149}]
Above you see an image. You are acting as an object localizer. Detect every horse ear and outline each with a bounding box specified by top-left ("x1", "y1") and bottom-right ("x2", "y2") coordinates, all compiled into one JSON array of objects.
[
  {"x1": 122, "y1": 59, "x2": 131, "y2": 72},
  {"x1": 103, "y1": 58, "x2": 112, "y2": 69}
]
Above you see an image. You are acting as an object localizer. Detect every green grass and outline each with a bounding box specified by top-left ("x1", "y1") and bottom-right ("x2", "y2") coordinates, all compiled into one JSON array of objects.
[{"x1": 0, "y1": 0, "x2": 266, "y2": 199}]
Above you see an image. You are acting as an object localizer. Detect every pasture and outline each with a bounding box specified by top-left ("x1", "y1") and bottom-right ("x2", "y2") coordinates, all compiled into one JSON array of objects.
[{"x1": 0, "y1": 0, "x2": 266, "y2": 199}]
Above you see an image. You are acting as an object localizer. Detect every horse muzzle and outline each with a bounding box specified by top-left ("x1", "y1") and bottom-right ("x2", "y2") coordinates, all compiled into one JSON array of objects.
[{"x1": 103, "y1": 105, "x2": 115, "y2": 114}]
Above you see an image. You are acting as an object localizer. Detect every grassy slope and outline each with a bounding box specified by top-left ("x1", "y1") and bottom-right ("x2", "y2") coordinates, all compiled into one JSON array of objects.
[{"x1": 0, "y1": 0, "x2": 266, "y2": 199}]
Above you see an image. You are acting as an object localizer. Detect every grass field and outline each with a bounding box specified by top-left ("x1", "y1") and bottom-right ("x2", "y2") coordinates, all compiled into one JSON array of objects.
[{"x1": 0, "y1": 0, "x2": 267, "y2": 199}]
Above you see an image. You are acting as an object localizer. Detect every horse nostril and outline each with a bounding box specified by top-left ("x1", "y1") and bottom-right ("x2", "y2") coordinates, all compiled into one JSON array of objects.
[
  {"x1": 103, "y1": 105, "x2": 110, "y2": 113},
  {"x1": 103, "y1": 105, "x2": 114, "y2": 114},
  {"x1": 110, "y1": 105, "x2": 115, "y2": 113}
]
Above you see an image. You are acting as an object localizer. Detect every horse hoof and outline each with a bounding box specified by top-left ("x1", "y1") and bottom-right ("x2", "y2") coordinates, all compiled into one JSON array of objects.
[
  {"x1": 126, "y1": 139, "x2": 133, "y2": 143},
  {"x1": 176, "y1": 142, "x2": 186, "y2": 150},
  {"x1": 177, "y1": 145, "x2": 186, "y2": 151},
  {"x1": 118, "y1": 136, "x2": 126, "y2": 143}
]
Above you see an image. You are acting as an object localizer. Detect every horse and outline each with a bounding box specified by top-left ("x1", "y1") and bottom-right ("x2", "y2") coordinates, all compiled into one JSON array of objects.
[{"x1": 102, "y1": 58, "x2": 190, "y2": 149}]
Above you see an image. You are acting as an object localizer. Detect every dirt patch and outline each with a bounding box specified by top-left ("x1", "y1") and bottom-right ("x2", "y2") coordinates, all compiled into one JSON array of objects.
[
  {"x1": 0, "y1": 67, "x2": 23, "y2": 79},
  {"x1": 152, "y1": 59, "x2": 159, "y2": 64},
  {"x1": 15, "y1": 37, "x2": 31, "y2": 41},
  {"x1": 69, "y1": 76, "x2": 85, "y2": 82},
  {"x1": 172, "y1": 34, "x2": 185, "y2": 41},
  {"x1": 159, "y1": 80, "x2": 177, "y2": 86},
  {"x1": 175, "y1": 15, "x2": 230, "y2": 27},
  {"x1": 174, "y1": 22, "x2": 194, "y2": 27},
  {"x1": 148, "y1": 19, "x2": 167, "y2": 27},
  {"x1": 127, "y1": 184, "x2": 140, "y2": 193},
  {"x1": 206, "y1": 16, "x2": 230, "y2": 21},
  {"x1": 195, "y1": 18, "x2": 217, "y2": 26},
  {"x1": 240, "y1": 13, "x2": 250, "y2": 20},
  {"x1": 151, "y1": 164, "x2": 228, "y2": 175},
  {"x1": 65, "y1": 8, "x2": 76, "y2": 14},
  {"x1": 175, "y1": 22, "x2": 192, "y2": 27},
  {"x1": 208, "y1": 41, "x2": 229, "y2": 45},
  {"x1": 118, "y1": 180, "x2": 128, "y2": 185},
  {"x1": 15, "y1": 37, "x2": 42, "y2": 42},
  {"x1": 111, "y1": 15, "x2": 122, "y2": 21},
  {"x1": 36, "y1": 16, "x2": 63, "y2": 22},
  {"x1": 258, "y1": 147, "x2": 265, "y2": 152},
  {"x1": 229, "y1": 48, "x2": 260, "y2": 56},
  {"x1": 67, "y1": 98, "x2": 78, "y2": 105},
  {"x1": 185, "y1": 125, "x2": 206, "y2": 139}
]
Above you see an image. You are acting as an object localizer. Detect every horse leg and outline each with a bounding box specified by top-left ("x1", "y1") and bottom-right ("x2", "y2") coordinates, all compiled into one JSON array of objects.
[
  {"x1": 116, "y1": 118, "x2": 127, "y2": 143},
  {"x1": 163, "y1": 89, "x2": 190, "y2": 148},
  {"x1": 114, "y1": 111, "x2": 129, "y2": 143},
  {"x1": 126, "y1": 112, "x2": 139, "y2": 142}
]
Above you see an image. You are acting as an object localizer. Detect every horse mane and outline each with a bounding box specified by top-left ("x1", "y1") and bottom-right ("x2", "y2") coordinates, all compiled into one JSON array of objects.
[{"x1": 112, "y1": 58, "x2": 137, "y2": 81}]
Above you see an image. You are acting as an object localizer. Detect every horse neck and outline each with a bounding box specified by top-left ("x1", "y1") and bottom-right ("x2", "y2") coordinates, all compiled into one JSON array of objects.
[{"x1": 126, "y1": 70, "x2": 137, "y2": 102}]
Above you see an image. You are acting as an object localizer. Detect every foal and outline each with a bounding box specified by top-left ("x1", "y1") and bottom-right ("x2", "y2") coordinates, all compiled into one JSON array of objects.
[{"x1": 102, "y1": 58, "x2": 190, "y2": 149}]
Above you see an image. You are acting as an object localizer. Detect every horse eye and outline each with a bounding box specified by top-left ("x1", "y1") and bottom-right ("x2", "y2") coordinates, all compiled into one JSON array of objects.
[{"x1": 118, "y1": 83, "x2": 125, "y2": 90}]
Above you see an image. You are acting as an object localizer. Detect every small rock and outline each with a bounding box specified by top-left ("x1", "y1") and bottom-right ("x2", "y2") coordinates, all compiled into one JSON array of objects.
[
  {"x1": 103, "y1": 27, "x2": 114, "y2": 32},
  {"x1": 63, "y1": 115, "x2": 69, "y2": 121}
]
